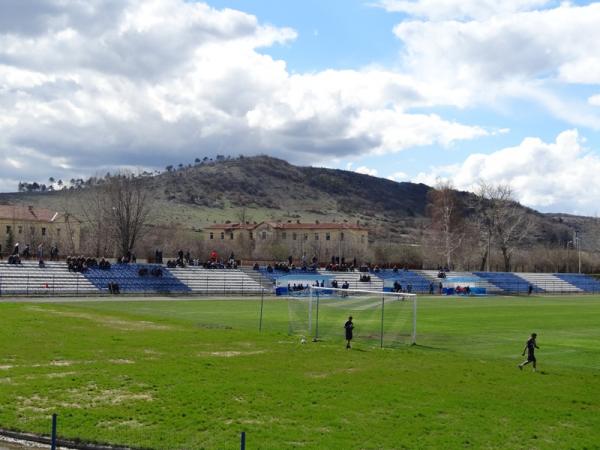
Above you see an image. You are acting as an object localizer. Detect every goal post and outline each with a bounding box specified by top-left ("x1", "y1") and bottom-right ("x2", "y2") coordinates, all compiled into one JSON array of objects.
[{"x1": 302, "y1": 286, "x2": 417, "y2": 347}]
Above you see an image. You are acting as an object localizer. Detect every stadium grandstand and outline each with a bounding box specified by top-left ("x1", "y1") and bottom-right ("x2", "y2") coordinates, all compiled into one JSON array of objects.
[{"x1": 2, "y1": 259, "x2": 600, "y2": 297}]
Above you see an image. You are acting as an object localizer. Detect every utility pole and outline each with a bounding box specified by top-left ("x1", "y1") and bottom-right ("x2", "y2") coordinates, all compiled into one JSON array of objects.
[{"x1": 575, "y1": 231, "x2": 582, "y2": 274}]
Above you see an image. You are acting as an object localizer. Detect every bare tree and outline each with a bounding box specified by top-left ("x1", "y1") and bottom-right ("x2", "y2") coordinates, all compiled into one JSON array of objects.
[
  {"x1": 80, "y1": 172, "x2": 152, "y2": 257},
  {"x1": 105, "y1": 173, "x2": 153, "y2": 257},
  {"x1": 470, "y1": 182, "x2": 533, "y2": 272},
  {"x1": 427, "y1": 180, "x2": 465, "y2": 269}
]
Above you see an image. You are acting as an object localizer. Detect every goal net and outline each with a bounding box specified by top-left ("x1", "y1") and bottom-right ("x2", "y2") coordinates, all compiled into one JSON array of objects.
[{"x1": 288, "y1": 286, "x2": 417, "y2": 348}]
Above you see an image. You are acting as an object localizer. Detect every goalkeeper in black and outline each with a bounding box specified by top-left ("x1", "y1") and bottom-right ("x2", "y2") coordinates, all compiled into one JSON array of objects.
[
  {"x1": 344, "y1": 316, "x2": 354, "y2": 349},
  {"x1": 519, "y1": 332, "x2": 539, "y2": 371}
]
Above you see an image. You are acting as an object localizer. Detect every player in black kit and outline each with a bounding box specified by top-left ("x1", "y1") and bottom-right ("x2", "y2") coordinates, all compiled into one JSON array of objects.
[{"x1": 519, "y1": 332, "x2": 540, "y2": 372}]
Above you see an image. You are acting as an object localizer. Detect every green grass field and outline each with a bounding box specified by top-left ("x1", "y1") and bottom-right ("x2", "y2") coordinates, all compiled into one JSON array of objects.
[{"x1": 1, "y1": 295, "x2": 599, "y2": 449}]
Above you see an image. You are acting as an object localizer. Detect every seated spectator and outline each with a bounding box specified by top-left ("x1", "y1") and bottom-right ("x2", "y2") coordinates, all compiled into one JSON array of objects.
[
  {"x1": 8, "y1": 254, "x2": 21, "y2": 265},
  {"x1": 253, "y1": 263, "x2": 259, "y2": 270},
  {"x1": 38, "y1": 259, "x2": 45, "y2": 268},
  {"x1": 138, "y1": 267, "x2": 148, "y2": 277}
]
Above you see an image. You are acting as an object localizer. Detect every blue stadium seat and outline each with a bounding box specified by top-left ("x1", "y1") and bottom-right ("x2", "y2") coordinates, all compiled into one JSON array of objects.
[
  {"x1": 554, "y1": 273, "x2": 600, "y2": 293},
  {"x1": 474, "y1": 272, "x2": 542, "y2": 294},
  {"x1": 83, "y1": 264, "x2": 191, "y2": 293}
]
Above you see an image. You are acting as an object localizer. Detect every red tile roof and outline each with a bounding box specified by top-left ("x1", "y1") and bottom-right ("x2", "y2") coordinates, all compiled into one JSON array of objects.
[
  {"x1": 206, "y1": 221, "x2": 368, "y2": 231},
  {"x1": 0, "y1": 205, "x2": 62, "y2": 223}
]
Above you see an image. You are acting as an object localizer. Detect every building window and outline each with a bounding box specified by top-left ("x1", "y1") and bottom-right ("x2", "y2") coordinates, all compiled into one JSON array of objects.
[
  {"x1": 6, "y1": 225, "x2": 11, "y2": 234},
  {"x1": 261, "y1": 231, "x2": 267, "y2": 240},
  {"x1": 340, "y1": 232, "x2": 345, "y2": 241},
  {"x1": 56, "y1": 228, "x2": 61, "y2": 236},
  {"x1": 282, "y1": 232, "x2": 287, "y2": 240},
  {"x1": 292, "y1": 233, "x2": 297, "y2": 241},
  {"x1": 209, "y1": 232, "x2": 214, "y2": 240},
  {"x1": 315, "y1": 233, "x2": 319, "y2": 241},
  {"x1": 42, "y1": 227, "x2": 46, "y2": 236},
  {"x1": 304, "y1": 233, "x2": 308, "y2": 241},
  {"x1": 230, "y1": 232, "x2": 234, "y2": 240},
  {"x1": 220, "y1": 232, "x2": 225, "y2": 240},
  {"x1": 18, "y1": 226, "x2": 22, "y2": 234},
  {"x1": 326, "y1": 232, "x2": 330, "y2": 241},
  {"x1": 249, "y1": 232, "x2": 254, "y2": 240}
]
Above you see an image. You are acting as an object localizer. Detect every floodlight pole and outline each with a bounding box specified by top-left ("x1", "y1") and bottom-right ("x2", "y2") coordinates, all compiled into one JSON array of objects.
[{"x1": 576, "y1": 232, "x2": 582, "y2": 274}]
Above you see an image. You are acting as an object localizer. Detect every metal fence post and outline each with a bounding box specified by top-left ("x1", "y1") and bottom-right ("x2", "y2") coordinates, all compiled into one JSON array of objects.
[
  {"x1": 240, "y1": 431, "x2": 246, "y2": 450},
  {"x1": 51, "y1": 413, "x2": 57, "y2": 450},
  {"x1": 27, "y1": 274, "x2": 29, "y2": 296}
]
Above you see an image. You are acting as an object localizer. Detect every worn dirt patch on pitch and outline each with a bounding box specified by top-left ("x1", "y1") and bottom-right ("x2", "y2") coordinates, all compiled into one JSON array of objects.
[
  {"x1": 16, "y1": 385, "x2": 153, "y2": 418},
  {"x1": 199, "y1": 350, "x2": 266, "y2": 358},
  {"x1": 25, "y1": 306, "x2": 171, "y2": 331}
]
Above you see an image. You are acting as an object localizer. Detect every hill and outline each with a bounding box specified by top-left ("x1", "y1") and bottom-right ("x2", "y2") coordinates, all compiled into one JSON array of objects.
[{"x1": 0, "y1": 155, "x2": 590, "y2": 261}]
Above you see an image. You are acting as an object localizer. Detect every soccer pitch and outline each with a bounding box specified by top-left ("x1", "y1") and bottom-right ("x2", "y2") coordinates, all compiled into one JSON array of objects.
[{"x1": 0, "y1": 296, "x2": 599, "y2": 449}]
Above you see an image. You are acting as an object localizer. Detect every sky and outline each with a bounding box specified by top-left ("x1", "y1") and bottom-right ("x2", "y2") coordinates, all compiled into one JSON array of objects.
[{"x1": 1, "y1": 0, "x2": 600, "y2": 215}]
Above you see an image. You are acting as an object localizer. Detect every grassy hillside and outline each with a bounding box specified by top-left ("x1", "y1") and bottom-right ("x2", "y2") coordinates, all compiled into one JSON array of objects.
[{"x1": 0, "y1": 155, "x2": 583, "y2": 247}]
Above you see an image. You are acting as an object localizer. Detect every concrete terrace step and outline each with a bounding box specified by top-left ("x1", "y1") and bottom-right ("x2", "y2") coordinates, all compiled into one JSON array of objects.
[
  {"x1": 516, "y1": 273, "x2": 581, "y2": 293},
  {"x1": 167, "y1": 267, "x2": 264, "y2": 293},
  {"x1": 417, "y1": 270, "x2": 503, "y2": 293},
  {"x1": 317, "y1": 271, "x2": 384, "y2": 291}
]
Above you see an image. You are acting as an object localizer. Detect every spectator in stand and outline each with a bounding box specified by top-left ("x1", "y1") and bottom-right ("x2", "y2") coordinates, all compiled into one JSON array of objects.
[
  {"x1": 210, "y1": 250, "x2": 217, "y2": 262},
  {"x1": 13, "y1": 242, "x2": 19, "y2": 256},
  {"x1": 429, "y1": 282, "x2": 434, "y2": 295},
  {"x1": 50, "y1": 245, "x2": 59, "y2": 261}
]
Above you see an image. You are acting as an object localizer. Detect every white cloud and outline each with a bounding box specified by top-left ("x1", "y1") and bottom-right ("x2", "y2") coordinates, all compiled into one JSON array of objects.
[
  {"x1": 589, "y1": 95, "x2": 600, "y2": 107},
  {"x1": 386, "y1": 171, "x2": 409, "y2": 182},
  {"x1": 391, "y1": 2, "x2": 600, "y2": 127},
  {"x1": 355, "y1": 166, "x2": 378, "y2": 176},
  {"x1": 377, "y1": 0, "x2": 550, "y2": 21},
  {"x1": 414, "y1": 130, "x2": 600, "y2": 214},
  {"x1": 0, "y1": 0, "x2": 487, "y2": 189}
]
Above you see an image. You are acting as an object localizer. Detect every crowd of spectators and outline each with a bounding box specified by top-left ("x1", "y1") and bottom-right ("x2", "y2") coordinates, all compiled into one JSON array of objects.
[
  {"x1": 138, "y1": 266, "x2": 163, "y2": 277},
  {"x1": 67, "y1": 256, "x2": 96, "y2": 272}
]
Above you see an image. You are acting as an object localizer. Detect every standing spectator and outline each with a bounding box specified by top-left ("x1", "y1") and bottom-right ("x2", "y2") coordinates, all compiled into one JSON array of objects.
[
  {"x1": 37, "y1": 243, "x2": 44, "y2": 261},
  {"x1": 344, "y1": 316, "x2": 354, "y2": 349}
]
